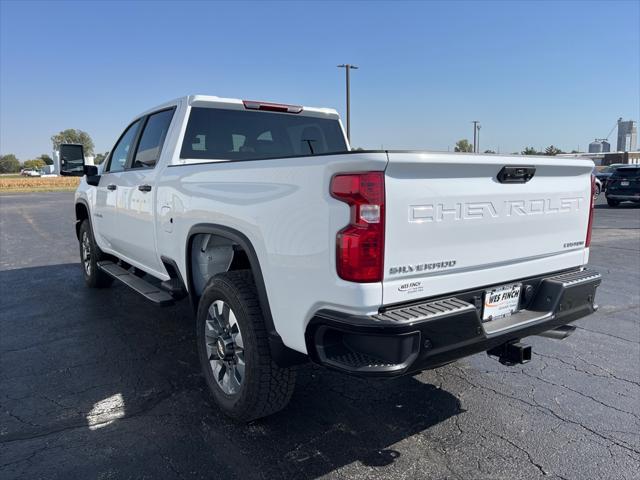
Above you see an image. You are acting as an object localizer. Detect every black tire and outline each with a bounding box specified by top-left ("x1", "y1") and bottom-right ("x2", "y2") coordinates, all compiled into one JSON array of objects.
[
  {"x1": 196, "y1": 270, "x2": 296, "y2": 422},
  {"x1": 606, "y1": 198, "x2": 620, "y2": 207},
  {"x1": 78, "y1": 220, "x2": 113, "y2": 288}
]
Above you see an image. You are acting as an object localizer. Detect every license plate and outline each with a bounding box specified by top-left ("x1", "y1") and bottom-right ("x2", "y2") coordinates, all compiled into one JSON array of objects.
[
  {"x1": 621, "y1": 181, "x2": 629, "y2": 186},
  {"x1": 483, "y1": 283, "x2": 522, "y2": 322}
]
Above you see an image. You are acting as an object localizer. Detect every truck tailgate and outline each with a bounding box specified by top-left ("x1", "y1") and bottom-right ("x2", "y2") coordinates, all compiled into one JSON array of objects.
[{"x1": 383, "y1": 152, "x2": 593, "y2": 305}]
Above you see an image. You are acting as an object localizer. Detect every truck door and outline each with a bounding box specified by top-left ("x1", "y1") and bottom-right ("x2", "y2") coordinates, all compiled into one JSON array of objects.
[
  {"x1": 93, "y1": 119, "x2": 143, "y2": 250},
  {"x1": 111, "y1": 108, "x2": 176, "y2": 275}
]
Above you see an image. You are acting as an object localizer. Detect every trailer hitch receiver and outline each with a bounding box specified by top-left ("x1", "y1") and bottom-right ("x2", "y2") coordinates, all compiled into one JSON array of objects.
[{"x1": 487, "y1": 341, "x2": 532, "y2": 366}]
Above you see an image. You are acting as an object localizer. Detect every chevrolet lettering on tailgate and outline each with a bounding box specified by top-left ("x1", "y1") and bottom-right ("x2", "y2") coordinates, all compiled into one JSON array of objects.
[{"x1": 409, "y1": 197, "x2": 582, "y2": 223}]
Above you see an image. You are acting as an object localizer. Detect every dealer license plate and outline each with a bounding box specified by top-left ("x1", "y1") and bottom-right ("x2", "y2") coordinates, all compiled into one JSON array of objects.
[
  {"x1": 482, "y1": 283, "x2": 522, "y2": 322},
  {"x1": 621, "y1": 180, "x2": 629, "y2": 186}
]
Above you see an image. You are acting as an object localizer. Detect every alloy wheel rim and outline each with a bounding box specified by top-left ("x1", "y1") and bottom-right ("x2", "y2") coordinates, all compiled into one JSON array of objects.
[
  {"x1": 82, "y1": 232, "x2": 91, "y2": 275},
  {"x1": 205, "y1": 300, "x2": 245, "y2": 395}
]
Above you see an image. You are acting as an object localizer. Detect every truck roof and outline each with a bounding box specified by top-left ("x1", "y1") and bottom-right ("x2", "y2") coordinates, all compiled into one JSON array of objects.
[{"x1": 137, "y1": 95, "x2": 340, "y2": 120}]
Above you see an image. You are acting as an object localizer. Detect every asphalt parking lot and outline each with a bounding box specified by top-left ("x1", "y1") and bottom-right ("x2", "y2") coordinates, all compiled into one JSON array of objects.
[{"x1": 1, "y1": 192, "x2": 638, "y2": 480}]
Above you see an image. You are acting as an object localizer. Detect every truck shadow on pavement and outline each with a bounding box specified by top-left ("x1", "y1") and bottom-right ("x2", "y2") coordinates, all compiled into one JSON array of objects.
[{"x1": 0, "y1": 263, "x2": 462, "y2": 479}]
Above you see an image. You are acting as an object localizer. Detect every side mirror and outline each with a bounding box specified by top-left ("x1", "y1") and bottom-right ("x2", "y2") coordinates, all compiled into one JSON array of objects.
[
  {"x1": 58, "y1": 144, "x2": 86, "y2": 176},
  {"x1": 84, "y1": 165, "x2": 100, "y2": 186}
]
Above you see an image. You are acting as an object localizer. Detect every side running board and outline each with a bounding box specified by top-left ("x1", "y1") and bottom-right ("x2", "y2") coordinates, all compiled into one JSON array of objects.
[{"x1": 97, "y1": 261, "x2": 175, "y2": 306}]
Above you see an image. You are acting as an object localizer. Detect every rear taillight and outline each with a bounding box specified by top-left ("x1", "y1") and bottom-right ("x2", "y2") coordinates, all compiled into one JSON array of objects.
[
  {"x1": 586, "y1": 174, "x2": 595, "y2": 247},
  {"x1": 331, "y1": 172, "x2": 385, "y2": 282}
]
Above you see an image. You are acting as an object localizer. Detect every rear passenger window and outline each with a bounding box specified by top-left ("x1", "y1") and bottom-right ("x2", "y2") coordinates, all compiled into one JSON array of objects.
[{"x1": 133, "y1": 109, "x2": 175, "y2": 168}]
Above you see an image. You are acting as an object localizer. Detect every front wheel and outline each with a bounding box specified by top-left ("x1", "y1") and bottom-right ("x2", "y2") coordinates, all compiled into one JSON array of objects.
[
  {"x1": 607, "y1": 198, "x2": 620, "y2": 207},
  {"x1": 78, "y1": 220, "x2": 113, "y2": 288},
  {"x1": 196, "y1": 270, "x2": 296, "y2": 422}
]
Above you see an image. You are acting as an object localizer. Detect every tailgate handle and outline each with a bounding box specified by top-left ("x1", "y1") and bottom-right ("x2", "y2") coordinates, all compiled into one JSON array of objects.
[{"x1": 497, "y1": 166, "x2": 536, "y2": 184}]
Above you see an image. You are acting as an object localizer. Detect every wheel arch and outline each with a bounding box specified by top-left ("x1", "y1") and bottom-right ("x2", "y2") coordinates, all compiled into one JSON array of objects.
[
  {"x1": 185, "y1": 223, "x2": 307, "y2": 368},
  {"x1": 75, "y1": 199, "x2": 91, "y2": 240}
]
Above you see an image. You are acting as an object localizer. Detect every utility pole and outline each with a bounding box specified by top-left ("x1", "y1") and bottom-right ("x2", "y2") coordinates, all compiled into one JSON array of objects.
[
  {"x1": 337, "y1": 64, "x2": 358, "y2": 143},
  {"x1": 477, "y1": 124, "x2": 481, "y2": 153},
  {"x1": 472, "y1": 120, "x2": 480, "y2": 152}
]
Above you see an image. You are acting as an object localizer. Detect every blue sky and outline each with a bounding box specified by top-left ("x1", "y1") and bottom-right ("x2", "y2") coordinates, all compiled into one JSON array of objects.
[{"x1": 1, "y1": 0, "x2": 638, "y2": 160}]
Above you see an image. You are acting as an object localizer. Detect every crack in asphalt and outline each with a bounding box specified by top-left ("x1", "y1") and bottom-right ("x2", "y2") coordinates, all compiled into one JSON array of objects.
[
  {"x1": 535, "y1": 351, "x2": 640, "y2": 389},
  {"x1": 1, "y1": 408, "x2": 41, "y2": 429},
  {"x1": 519, "y1": 358, "x2": 640, "y2": 418},
  {"x1": 0, "y1": 331, "x2": 108, "y2": 358},
  {"x1": 594, "y1": 303, "x2": 640, "y2": 316},
  {"x1": 479, "y1": 429, "x2": 549, "y2": 477},
  {"x1": 574, "y1": 325, "x2": 640, "y2": 344},
  {"x1": 434, "y1": 393, "x2": 553, "y2": 479},
  {"x1": 0, "y1": 442, "x2": 54, "y2": 470},
  {"x1": 427, "y1": 370, "x2": 553, "y2": 479},
  {"x1": 447, "y1": 365, "x2": 640, "y2": 458},
  {"x1": 0, "y1": 337, "x2": 191, "y2": 383},
  {"x1": 0, "y1": 387, "x2": 178, "y2": 445}
]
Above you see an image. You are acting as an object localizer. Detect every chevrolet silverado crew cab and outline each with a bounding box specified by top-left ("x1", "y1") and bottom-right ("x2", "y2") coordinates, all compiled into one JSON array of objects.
[{"x1": 75, "y1": 95, "x2": 601, "y2": 421}]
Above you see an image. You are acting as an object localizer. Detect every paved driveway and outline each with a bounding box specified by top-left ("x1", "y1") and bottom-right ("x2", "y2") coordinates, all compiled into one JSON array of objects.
[{"x1": 1, "y1": 192, "x2": 638, "y2": 479}]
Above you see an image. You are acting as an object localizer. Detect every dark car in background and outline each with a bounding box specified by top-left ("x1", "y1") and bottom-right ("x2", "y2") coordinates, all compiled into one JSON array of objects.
[
  {"x1": 605, "y1": 165, "x2": 640, "y2": 207},
  {"x1": 595, "y1": 163, "x2": 626, "y2": 192}
]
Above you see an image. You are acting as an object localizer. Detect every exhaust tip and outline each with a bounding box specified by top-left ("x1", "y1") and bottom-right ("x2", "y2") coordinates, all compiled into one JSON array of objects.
[{"x1": 536, "y1": 324, "x2": 576, "y2": 340}]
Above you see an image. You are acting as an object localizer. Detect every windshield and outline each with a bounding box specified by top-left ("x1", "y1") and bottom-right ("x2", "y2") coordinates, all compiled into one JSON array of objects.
[
  {"x1": 607, "y1": 164, "x2": 627, "y2": 172},
  {"x1": 180, "y1": 107, "x2": 348, "y2": 161}
]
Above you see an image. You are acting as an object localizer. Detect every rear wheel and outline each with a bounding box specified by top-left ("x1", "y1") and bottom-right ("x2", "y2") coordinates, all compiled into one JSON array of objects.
[
  {"x1": 79, "y1": 220, "x2": 114, "y2": 288},
  {"x1": 607, "y1": 198, "x2": 620, "y2": 207},
  {"x1": 196, "y1": 270, "x2": 296, "y2": 422}
]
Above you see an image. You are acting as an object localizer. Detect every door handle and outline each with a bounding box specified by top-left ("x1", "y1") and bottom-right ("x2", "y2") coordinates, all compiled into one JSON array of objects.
[
  {"x1": 138, "y1": 184, "x2": 152, "y2": 192},
  {"x1": 107, "y1": 184, "x2": 117, "y2": 191}
]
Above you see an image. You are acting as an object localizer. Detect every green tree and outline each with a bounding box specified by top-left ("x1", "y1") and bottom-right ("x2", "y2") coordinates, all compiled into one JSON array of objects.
[
  {"x1": 23, "y1": 159, "x2": 46, "y2": 170},
  {"x1": 0, "y1": 154, "x2": 21, "y2": 173},
  {"x1": 94, "y1": 152, "x2": 108, "y2": 165},
  {"x1": 544, "y1": 145, "x2": 563, "y2": 156},
  {"x1": 51, "y1": 129, "x2": 95, "y2": 156},
  {"x1": 522, "y1": 147, "x2": 538, "y2": 155},
  {"x1": 39, "y1": 154, "x2": 53, "y2": 165},
  {"x1": 455, "y1": 139, "x2": 473, "y2": 152}
]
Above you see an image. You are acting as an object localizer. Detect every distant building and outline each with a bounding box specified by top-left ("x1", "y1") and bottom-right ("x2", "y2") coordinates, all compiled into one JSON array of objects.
[
  {"x1": 588, "y1": 141, "x2": 601, "y2": 153},
  {"x1": 601, "y1": 151, "x2": 640, "y2": 166},
  {"x1": 558, "y1": 151, "x2": 640, "y2": 166},
  {"x1": 588, "y1": 139, "x2": 611, "y2": 153},
  {"x1": 616, "y1": 119, "x2": 637, "y2": 152}
]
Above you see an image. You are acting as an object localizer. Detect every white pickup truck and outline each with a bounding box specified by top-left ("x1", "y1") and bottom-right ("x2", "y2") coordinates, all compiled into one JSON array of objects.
[{"x1": 75, "y1": 95, "x2": 601, "y2": 421}]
